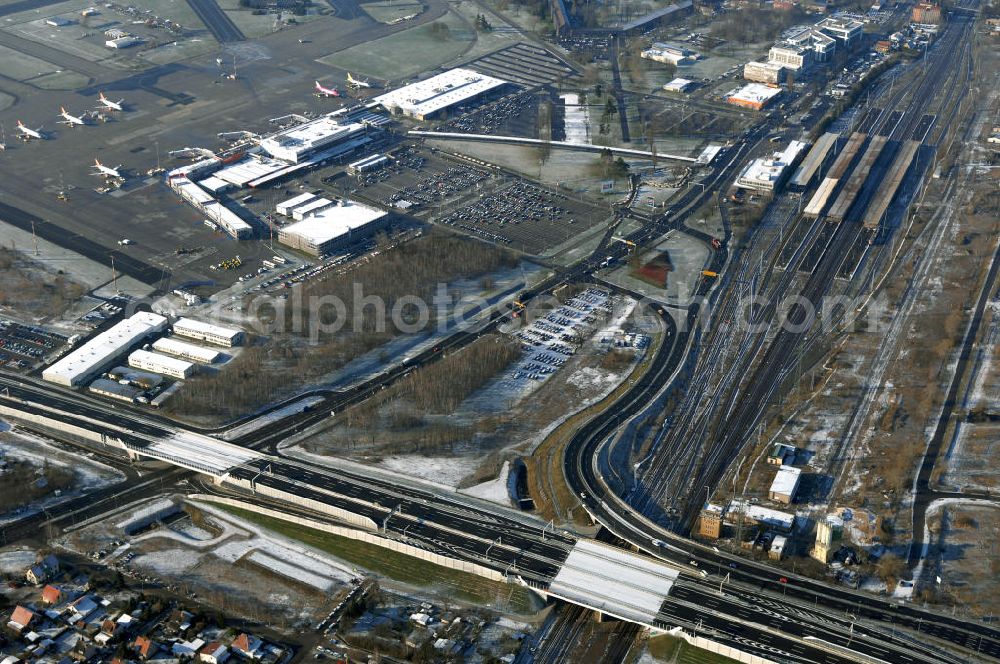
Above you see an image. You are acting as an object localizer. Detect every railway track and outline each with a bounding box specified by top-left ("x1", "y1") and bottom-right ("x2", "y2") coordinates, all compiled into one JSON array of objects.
[{"x1": 654, "y1": 4, "x2": 981, "y2": 532}]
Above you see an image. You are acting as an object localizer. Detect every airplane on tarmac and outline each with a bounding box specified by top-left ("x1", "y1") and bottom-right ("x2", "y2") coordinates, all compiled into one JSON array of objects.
[
  {"x1": 346, "y1": 72, "x2": 371, "y2": 88},
  {"x1": 96, "y1": 92, "x2": 125, "y2": 111},
  {"x1": 314, "y1": 81, "x2": 340, "y2": 98},
  {"x1": 16, "y1": 120, "x2": 44, "y2": 140},
  {"x1": 91, "y1": 159, "x2": 123, "y2": 179},
  {"x1": 58, "y1": 107, "x2": 88, "y2": 127}
]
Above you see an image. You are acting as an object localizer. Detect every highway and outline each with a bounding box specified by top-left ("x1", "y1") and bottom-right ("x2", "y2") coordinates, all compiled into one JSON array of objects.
[
  {"x1": 0, "y1": 370, "x2": 962, "y2": 664},
  {"x1": 0, "y1": 6, "x2": 993, "y2": 662}
]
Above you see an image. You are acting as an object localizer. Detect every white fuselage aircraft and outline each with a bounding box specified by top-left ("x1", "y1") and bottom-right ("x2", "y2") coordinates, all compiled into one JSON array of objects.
[
  {"x1": 97, "y1": 92, "x2": 125, "y2": 111},
  {"x1": 59, "y1": 107, "x2": 88, "y2": 127},
  {"x1": 16, "y1": 120, "x2": 44, "y2": 140},
  {"x1": 92, "y1": 159, "x2": 123, "y2": 179}
]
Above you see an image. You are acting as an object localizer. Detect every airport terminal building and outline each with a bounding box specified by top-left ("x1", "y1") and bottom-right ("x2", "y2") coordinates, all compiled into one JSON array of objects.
[{"x1": 373, "y1": 68, "x2": 509, "y2": 121}]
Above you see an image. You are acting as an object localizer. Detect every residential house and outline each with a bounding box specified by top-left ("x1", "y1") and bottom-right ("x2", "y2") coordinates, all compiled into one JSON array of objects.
[
  {"x1": 133, "y1": 635, "x2": 160, "y2": 660},
  {"x1": 26, "y1": 555, "x2": 60, "y2": 585},
  {"x1": 231, "y1": 633, "x2": 263, "y2": 659},
  {"x1": 7, "y1": 606, "x2": 35, "y2": 633},
  {"x1": 41, "y1": 584, "x2": 64, "y2": 605},
  {"x1": 199, "y1": 641, "x2": 230, "y2": 664}
]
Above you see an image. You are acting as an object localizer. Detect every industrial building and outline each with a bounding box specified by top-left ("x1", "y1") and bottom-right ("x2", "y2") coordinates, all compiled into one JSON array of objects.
[
  {"x1": 42, "y1": 312, "x2": 168, "y2": 387},
  {"x1": 151, "y1": 337, "x2": 222, "y2": 364},
  {"x1": 128, "y1": 349, "x2": 196, "y2": 380},
  {"x1": 260, "y1": 118, "x2": 369, "y2": 164},
  {"x1": 726, "y1": 83, "x2": 782, "y2": 110},
  {"x1": 640, "y1": 42, "x2": 699, "y2": 65},
  {"x1": 727, "y1": 502, "x2": 795, "y2": 533},
  {"x1": 373, "y1": 69, "x2": 508, "y2": 121},
  {"x1": 743, "y1": 61, "x2": 788, "y2": 85},
  {"x1": 347, "y1": 154, "x2": 389, "y2": 175},
  {"x1": 768, "y1": 466, "x2": 802, "y2": 505},
  {"x1": 276, "y1": 192, "x2": 319, "y2": 217},
  {"x1": 292, "y1": 197, "x2": 334, "y2": 221},
  {"x1": 663, "y1": 78, "x2": 696, "y2": 93},
  {"x1": 735, "y1": 140, "x2": 808, "y2": 191},
  {"x1": 811, "y1": 514, "x2": 844, "y2": 562},
  {"x1": 105, "y1": 35, "x2": 141, "y2": 49},
  {"x1": 278, "y1": 200, "x2": 389, "y2": 257},
  {"x1": 700, "y1": 504, "x2": 725, "y2": 538},
  {"x1": 88, "y1": 378, "x2": 144, "y2": 404},
  {"x1": 172, "y1": 318, "x2": 244, "y2": 347},
  {"x1": 169, "y1": 177, "x2": 253, "y2": 240},
  {"x1": 912, "y1": 2, "x2": 942, "y2": 23}
]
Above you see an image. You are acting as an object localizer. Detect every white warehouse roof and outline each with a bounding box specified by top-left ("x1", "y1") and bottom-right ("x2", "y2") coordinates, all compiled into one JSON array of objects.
[
  {"x1": 291, "y1": 197, "x2": 333, "y2": 221},
  {"x1": 276, "y1": 192, "x2": 318, "y2": 216},
  {"x1": 770, "y1": 465, "x2": 802, "y2": 495},
  {"x1": 281, "y1": 200, "x2": 387, "y2": 246},
  {"x1": 173, "y1": 317, "x2": 243, "y2": 343},
  {"x1": 260, "y1": 118, "x2": 367, "y2": 163},
  {"x1": 374, "y1": 68, "x2": 507, "y2": 118},
  {"x1": 152, "y1": 337, "x2": 222, "y2": 364},
  {"x1": 213, "y1": 155, "x2": 288, "y2": 187},
  {"x1": 729, "y1": 501, "x2": 796, "y2": 531},
  {"x1": 728, "y1": 82, "x2": 782, "y2": 105},
  {"x1": 42, "y1": 312, "x2": 168, "y2": 386}
]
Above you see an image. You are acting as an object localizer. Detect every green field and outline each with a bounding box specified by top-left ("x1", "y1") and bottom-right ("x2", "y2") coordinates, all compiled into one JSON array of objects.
[
  {"x1": 361, "y1": 0, "x2": 424, "y2": 24},
  {"x1": 29, "y1": 70, "x2": 91, "y2": 90},
  {"x1": 0, "y1": 43, "x2": 63, "y2": 81},
  {"x1": 212, "y1": 504, "x2": 543, "y2": 615},
  {"x1": 216, "y1": 0, "x2": 325, "y2": 39},
  {"x1": 647, "y1": 635, "x2": 742, "y2": 664},
  {"x1": 318, "y1": 9, "x2": 473, "y2": 80}
]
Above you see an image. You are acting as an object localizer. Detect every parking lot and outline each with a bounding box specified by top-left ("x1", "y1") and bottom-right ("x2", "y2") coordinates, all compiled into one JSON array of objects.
[
  {"x1": 506, "y1": 289, "x2": 614, "y2": 386},
  {"x1": 437, "y1": 180, "x2": 606, "y2": 255},
  {"x1": 0, "y1": 320, "x2": 67, "y2": 371},
  {"x1": 467, "y1": 42, "x2": 577, "y2": 88},
  {"x1": 437, "y1": 89, "x2": 540, "y2": 136}
]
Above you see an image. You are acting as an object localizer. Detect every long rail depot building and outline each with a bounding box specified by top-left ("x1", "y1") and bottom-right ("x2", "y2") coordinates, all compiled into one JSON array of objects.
[{"x1": 42, "y1": 312, "x2": 168, "y2": 387}]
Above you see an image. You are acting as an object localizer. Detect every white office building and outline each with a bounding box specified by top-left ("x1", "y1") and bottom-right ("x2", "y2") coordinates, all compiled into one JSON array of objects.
[
  {"x1": 744, "y1": 61, "x2": 788, "y2": 84},
  {"x1": 151, "y1": 337, "x2": 222, "y2": 364},
  {"x1": 172, "y1": 318, "x2": 244, "y2": 347},
  {"x1": 42, "y1": 312, "x2": 168, "y2": 387},
  {"x1": 768, "y1": 43, "x2": 814, "y2": 70},
  {"x1": 817, "y1": 16, "x2": 864, "y2": 49},
  {"x1": 128, "y1": 349, "x2": 196, "y2": 380}
]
